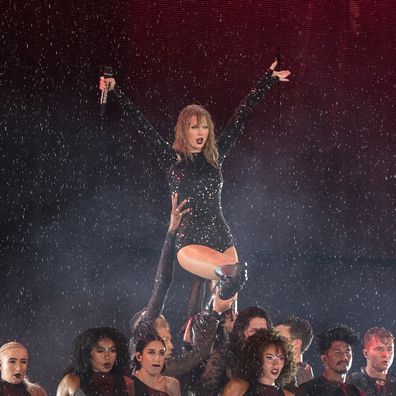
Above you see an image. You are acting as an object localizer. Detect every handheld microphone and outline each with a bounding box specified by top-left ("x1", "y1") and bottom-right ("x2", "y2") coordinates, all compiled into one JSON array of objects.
[{"x1": 100, "y1": 66, "x2": 113, "y2": 116}]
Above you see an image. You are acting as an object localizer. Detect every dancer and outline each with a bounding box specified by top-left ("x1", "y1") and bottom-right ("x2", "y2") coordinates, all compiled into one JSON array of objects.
[
  {"x1": 347, "y1": 327, "x2": 395, "y2": 395},
  {"x1": 56, "y1": 327, "x2": 134, "y2": 396},
  {"x1": 129, "y1": 194, "x2": 236, "y2": 378},
  {"x1": 132, "y1": 333, "x2": 180, "y2": 395},
  {"x1": 100, "y1": 60, "x2": 290, "y2": 299},
  {"x1": 222, "y1": 328, "x2": 296, "y2": 395},
  {"x1": 275, "y1": 317, "x2": 314, "y2": 389},
  {"x1": 0, "y1": 341, "x2": 47, "y2": 396},
  {"x1": 296, "y1": 325, "x2": 364, "y2": 396}
]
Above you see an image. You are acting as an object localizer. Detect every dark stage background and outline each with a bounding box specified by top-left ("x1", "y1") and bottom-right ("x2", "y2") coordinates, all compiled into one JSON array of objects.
[{"x1": 2, "y1": 0, "x2": 396, "y2": 393}]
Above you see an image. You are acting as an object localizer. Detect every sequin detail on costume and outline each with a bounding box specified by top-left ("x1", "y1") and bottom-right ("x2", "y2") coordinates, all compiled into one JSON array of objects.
[{"x1": 114, "y1": 70, "x2": 278, "y2": 252}]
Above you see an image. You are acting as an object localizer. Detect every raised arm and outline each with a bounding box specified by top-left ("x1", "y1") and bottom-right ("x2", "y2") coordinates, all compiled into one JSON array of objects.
[
  {"x1": 163, "y1": 289, "x2": 236, "y2": 378},
  {"x1": 194, "y1": 290, "x2": 239, "y2": 395},
  {"x1": 129, "y1": 193, "x2": 190, "y2": 334},
  {"x1": 99, "y1": 77, "x2": 175, "y2": 168},
  {"x1": 163, "y1": 310, "x2": 220, "y2": 377},
  {"x1": 144, "y1": 193, "x2": 190, "y2": 321},
  {"x1": 217, "y1": 60, "x2": 291, "y2": 160}
]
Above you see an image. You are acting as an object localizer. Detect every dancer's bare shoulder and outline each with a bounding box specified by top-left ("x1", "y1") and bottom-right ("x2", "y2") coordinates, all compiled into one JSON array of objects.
[
  {"x1": 222, "y1": 378, "x2": 249, "y2": 396},
  {"x1": 56, "y1": 374, "x2": 80, "y2": 396},
  {"x1": 26, "y1": 382, "x2": 48, "y2": 396}
]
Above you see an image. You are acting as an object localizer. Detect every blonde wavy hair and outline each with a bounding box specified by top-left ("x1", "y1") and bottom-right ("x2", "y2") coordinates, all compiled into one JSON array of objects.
[{"x1": 173, "y1": 104, "x2": 219, "y2": 168}]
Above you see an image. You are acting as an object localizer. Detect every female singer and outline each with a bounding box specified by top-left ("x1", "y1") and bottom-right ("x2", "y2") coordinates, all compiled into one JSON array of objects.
[{"x1": 100, "y1": 61, "x2": 290, "y2": 299}]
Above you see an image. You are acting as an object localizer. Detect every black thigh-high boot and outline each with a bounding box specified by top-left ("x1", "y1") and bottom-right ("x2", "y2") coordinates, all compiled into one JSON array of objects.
[{"x1": 214, "y1": 262, "x2": 248, "y2": 300}]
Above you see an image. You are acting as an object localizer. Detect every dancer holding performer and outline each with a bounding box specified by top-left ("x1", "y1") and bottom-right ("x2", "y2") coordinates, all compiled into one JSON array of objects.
[
  {"x1": 129, "y1": 192, "x2": 190, "y2": 357},
  {"x1": 100, "y1": 60, "x2": 290, "y2": 300},
  {"x1": 130, "y1": 193, "x2": 236, "y2": 379}
]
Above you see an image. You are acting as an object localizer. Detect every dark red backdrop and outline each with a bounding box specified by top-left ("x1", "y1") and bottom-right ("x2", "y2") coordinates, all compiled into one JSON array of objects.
[{"x1": 2, "y1": 1, "x2": 395, "y2": 393}]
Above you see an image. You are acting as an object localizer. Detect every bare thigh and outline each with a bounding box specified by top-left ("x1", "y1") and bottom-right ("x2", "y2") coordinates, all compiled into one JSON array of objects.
[{"x1": 177, "y1": 244, "x2": 238, "y2": 280}]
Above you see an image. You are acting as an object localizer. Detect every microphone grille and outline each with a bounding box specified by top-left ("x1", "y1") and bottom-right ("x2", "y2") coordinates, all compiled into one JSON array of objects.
[{"x1": 103, "y1": 66, "x2": 113, "y2": 77}]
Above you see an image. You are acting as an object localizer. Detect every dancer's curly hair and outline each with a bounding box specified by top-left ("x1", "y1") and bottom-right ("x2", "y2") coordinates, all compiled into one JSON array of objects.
[
  {"x1": 173, "y1": 104, "x2": 219, "y2": 167},
  {"x1": 316, "y1": 325, "x2": 359, "y2": 355},
  {"x1": 227, "y1": 306, "x2": 272, "y2": 358},
  {"x1": 237, "y1": 328, "x2": 296, "y2": 387},
  {"x1": 64, "y1": 327, "x2": 130, "y2": 396}
]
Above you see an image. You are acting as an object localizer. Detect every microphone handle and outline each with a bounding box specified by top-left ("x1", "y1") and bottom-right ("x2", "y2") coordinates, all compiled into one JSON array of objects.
[
  {"x1": 100, "y1": 87, "x2": 108, "y2": 116},
  {"x1": 100, "y1": 66, "x2": 113, "y2": 117}
]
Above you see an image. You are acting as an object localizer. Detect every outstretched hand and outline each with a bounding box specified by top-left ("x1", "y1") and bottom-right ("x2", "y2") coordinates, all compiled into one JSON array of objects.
[
  {"x1": 99, "y1": 76, "x2": 116, "y2": 92},
  {"x1": 168, "y1": 192, "x2": 190, "y2": 233},
  {"x1": 269, "y1": 60, "x2": 291, "y2": 82}
]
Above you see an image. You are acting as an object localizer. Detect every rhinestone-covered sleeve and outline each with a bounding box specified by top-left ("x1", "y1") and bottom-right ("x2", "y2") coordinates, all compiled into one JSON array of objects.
[
  {"x1": 113, "y1": 87, "x2": 175, "y2": 169},
  {"x1": 217, "y1": 70, "x2": 279, "y2": 161}
]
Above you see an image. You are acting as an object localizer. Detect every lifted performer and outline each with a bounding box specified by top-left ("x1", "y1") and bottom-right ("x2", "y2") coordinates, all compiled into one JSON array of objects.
[{"x1": 100, "y1": 60, "x2": 290, "y2": 300}]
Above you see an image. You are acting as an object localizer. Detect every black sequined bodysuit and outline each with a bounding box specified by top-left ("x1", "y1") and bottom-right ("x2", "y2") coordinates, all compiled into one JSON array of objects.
[{"x1": 114, "y1": 70, "x2": 278, "y2": 252}]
